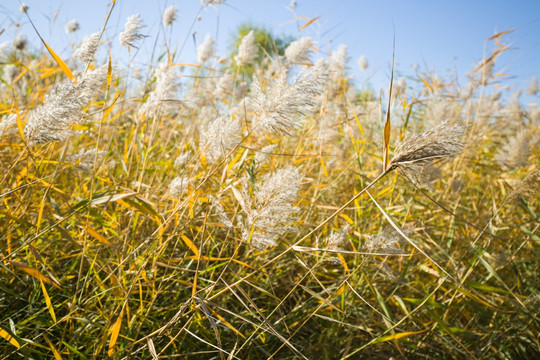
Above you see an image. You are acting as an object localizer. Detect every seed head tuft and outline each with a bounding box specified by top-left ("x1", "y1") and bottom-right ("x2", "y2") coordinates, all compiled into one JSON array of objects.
[
  {"x1": 119, "y1": 14, "x2": 146, "y2": 47},
  {"x1": 390, "y1": 120, "x2": 468, "y2": 187},
  {"x1": 162, "y1": 6, "x2": 178, "y2": 26}
]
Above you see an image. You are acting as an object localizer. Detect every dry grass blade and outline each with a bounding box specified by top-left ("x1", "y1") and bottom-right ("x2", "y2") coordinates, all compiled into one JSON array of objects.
[
  {"x1": 383, "y1": 35, "x2": 395, "y2": 171},
  {"x1": 366, "y1": 191, "x2": 453, "y2": 279},
  {"x1": 21, "y1": 6, "x2": 75, "y2": 82},
  {"x1": 183, "y1": 328, "x2": 241, "y2": 360}
]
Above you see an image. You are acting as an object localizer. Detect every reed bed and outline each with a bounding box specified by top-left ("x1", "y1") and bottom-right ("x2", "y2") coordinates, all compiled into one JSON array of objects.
[{"x1": 0, "y1": 2, "x2": 539, "y2": 359}]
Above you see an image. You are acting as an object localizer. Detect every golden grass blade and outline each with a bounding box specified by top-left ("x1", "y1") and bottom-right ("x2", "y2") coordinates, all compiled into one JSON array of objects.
[
  {"x1": 372, "y1": 330, "x2": 426, "y2": 344},
  {"x1": 36, "y1": 193, "x2": 47, "y2": 230},
  {"x1": 13, "y1": 101, "x2": 25, "y2": 141},
  {"x1": 108, "y1": 310, "x2": 123, "y2": 356},
  {"x1": 419, "y1": 76, "x2": 433, "y2": 92},
  {"x1": 344, "y1": 280, "x2": 447, "y2": 358},
  {"x1": 44, "y1": 334, "x2": 63, "y2": 360},
  {"x1": 101, "y1": 91, "x2": 123, "y2": 122},
  {"x1": 213, "y1": 312, "x2": 246, "y2": 339},
  {"x1": 345, "y1": 95, "x2": 364, "y2": 136},
  {"x1": 81, "y1": 225, "x2": 114, "y2": 247},
  {"x1": 107, "y1": 50, "x2": 113, "y2": 87},
  {"x1": 181, "y1": 234, "x2": 199, "y2": 256},
  {"x1": 41, "y1": 40, "x2": 75, "y2": 82},
  {"x1": 383, "y1": 35, "x2": 395, "y2": 171},
  {"x1": 486, "y1": 28, "x2": 515, "y2": 41},
  {"x1": 173, "y1": 63, "x2": 205, "y2": 69},
  {"x1": 0, "y1": 327, "x2": 20, "y2": 349},
  {"x1": 22, "y1": 8, "x2": 75, "y2": 82},
  {"x1": 10, "y1": 261, "x2": 62, "y2": 289},
  {"x1": 366, "y1": 191, "x2": 453, "y2": 279},
  {"x1": 40, "y1": 279, "x2": 57, "y2": 324},
  {"x1": 299, "y1": 16, "x2": 320, "y2": 30}
]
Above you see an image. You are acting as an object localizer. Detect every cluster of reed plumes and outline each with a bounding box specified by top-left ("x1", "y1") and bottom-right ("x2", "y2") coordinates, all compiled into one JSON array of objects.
[{"x1": 1, "y1": 2, "x2": 539, "y2": 359}]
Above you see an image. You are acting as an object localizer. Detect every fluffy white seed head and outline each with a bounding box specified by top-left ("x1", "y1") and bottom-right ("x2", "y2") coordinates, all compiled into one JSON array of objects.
[
  {"x1": 285, "y1": 37, "x2": 313, "y2": 64},
  {"x1": 24, "y1": 65, "x2": 108, "y2": 145},
  {"x1": 250, "y1": 59, "x2": 329, "y2": 134},
  {"x1": 140, "y1": 61, "x2": 179, "y2": 117},
  {"x1": 324, "y1": 225, "x2": 350, "y2": 251},
  {"x1": 396, "y1": 77, "x2": 407, "y2": 94},
  {"x1": 235, "y1": 30, "x2": 257, "y2": 66},
  {"x1": 73, "y1": 32, "x2": 100, "y2": 64},
  {"x1": 197, "y1": 34, "x2": 216, "y2": 63},
  {"x1": 68, "y1": 148, "x2": 107, "y2": 173},
  {"x1": 364, "y1": 225, "x2": 409, "y2": 255},
  {"x1": 391, "y1": 120, "x2": 468, "y2": 188},
  {"x1": 119, "y1": 14, "x2": 146, "y2": 47},
  {"x1": 254, "y1": 144, "x2": 276, "y2": 164},
  {"x1": 162, "y1": 6, "x2": 178, "y2": 26},
  {"x1": 496, "y1": 130, "x2": 531, "y2": 170},
  {"x1": 201, "y1": 0, "x2": 226, "y2": 7},
  {"x1": 0, "y1": 42, "x2": 9, "y2": 62},
  {"x1": 528, "y1": 76, "x2": 539, "y2": 96},
  {"x1": 211, "y1": 196, "x2": 233, "y2": 228},
  {"x1": 174, "y1": 151, "x2": 192, "y2": 168},
  {"x1": 13, "y1": 34, "x2": 27, "y2": 51},
  {"x1": 357, "y1": 55, "x2": 368, "y2": 71},
  {"x1": 241, "y1": 166, "x2": 303, "y2": 249},
  {"x1": 168, "y1": 177, "x2": 189, "y2": 197},
  {"x1": 2, "y1": 64, "x2": 18, "y2": 83},
  {"x1": 329, "y1": 44, "x2": 349, "y2": 78},
  {"x1": 214, "y1": 73, "x2": 234, "y2": 99},
  {"x1": 0, "y1": 114, "x2": 17, "y2": 138},
  {"x1": 200, "y1": 116, "x2": 242, "y2": 163},
  {"x1": 65, "y1": 19, "x2": 80, "y2": 34},
  {"x1": 508, "y1": 167, "x2": 540, "y2": 203}
]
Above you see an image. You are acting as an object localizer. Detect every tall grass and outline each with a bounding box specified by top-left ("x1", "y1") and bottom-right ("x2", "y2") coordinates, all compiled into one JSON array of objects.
[{"x1": 1, "y1": 2, "x2": 539, "y2": 359}]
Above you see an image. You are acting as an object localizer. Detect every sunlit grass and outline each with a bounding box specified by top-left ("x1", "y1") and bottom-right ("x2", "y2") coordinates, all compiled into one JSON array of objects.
[{"x1": 0, "y1": 2, "x2": 539, "y2": 359}]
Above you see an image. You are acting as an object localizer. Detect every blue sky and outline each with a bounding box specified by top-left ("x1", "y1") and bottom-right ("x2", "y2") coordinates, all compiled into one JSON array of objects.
[{"x1": 1, "y1": 0, "x2": 539, "y2": 97}]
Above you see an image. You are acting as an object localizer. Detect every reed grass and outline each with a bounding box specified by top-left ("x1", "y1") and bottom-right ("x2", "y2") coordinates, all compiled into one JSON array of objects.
[{"x1": 0, "y1": 2, "x2": 538, "y2": 359}]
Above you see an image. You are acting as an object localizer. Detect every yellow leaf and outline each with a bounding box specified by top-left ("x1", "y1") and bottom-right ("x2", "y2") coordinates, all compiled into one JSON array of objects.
[
  {"x1": 419, "y1": 76, "x2": 433, "y2": 92},
  {"x1": 0, "y1": 328, "x2": 20, "y2": 349},
  {"x1": 339, "y1": 213, "x2": 354, "y2": 225},
  {"x1": 101, "y1": 91, "x2": 123, "y2": 122},
  {"x1": 319, "y1": 156, "x2": 328, "y2": 177},
  {"x1": 383, "y1": 116, "x2": 391, "y2": 170},
  {"x1": 486, "y1": 28, "x2": 515, "y2": 41},
  {"x1": 24, "y1": 11, "x2": 75, "y2": 81},
  {"x1": 36, "y1": 194, "x2": 46, "y2": 231},
  {"x1": 107, "y1": 50, "x2": 113, "y2": 87},
  {"x1": 213, "y1": 312, "x2": 245, "y2": 339},
  {"x1": 42, "y1": 40, "x2": 75, "y2": 82},
  {"x1": 173, "y1": 62, "x2": 205, "y2": 69},
  {"x1": 108, "y1": 310, "x2": 123, "y2": 356},
  {"x1": 373, "y1": 330, "x2": 425, "y2": 343},
  {"x1": 299, "y1": 16, "x2": 320, "y2": 30},
  {"x1": 345, "y1": 96, "x2": 364, "y2": 136},
  {"x1": 12, "y1": 100, "x2": 25, "y2": 141},
  {"x1": 186, "y1": 256, "x2": 229, "y2": 261},
  {"x1": 181, "y1": 235, "x2": 199, "y2": 256},
  {"x1": 41, "y1": 279, "x2": 56, "y2": 324},
  {"x1": 337, "y1": 253, "x2": 349, "y2": 274},
  {"x1": 192, "y1": 270, "x2": 198, "y2": 300},
  {"x1": 82, "y1": 226, "x2": 114, "y2": 247},
  {"x1": 44, "y1": 334, "x2": 63, "y2": 360},
  {"x1": 10, "y1": 262, "x2": 62, "y2": 290},
  {"x1": 383, "y1": 64, "x2": 394, "y2": 171}
]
